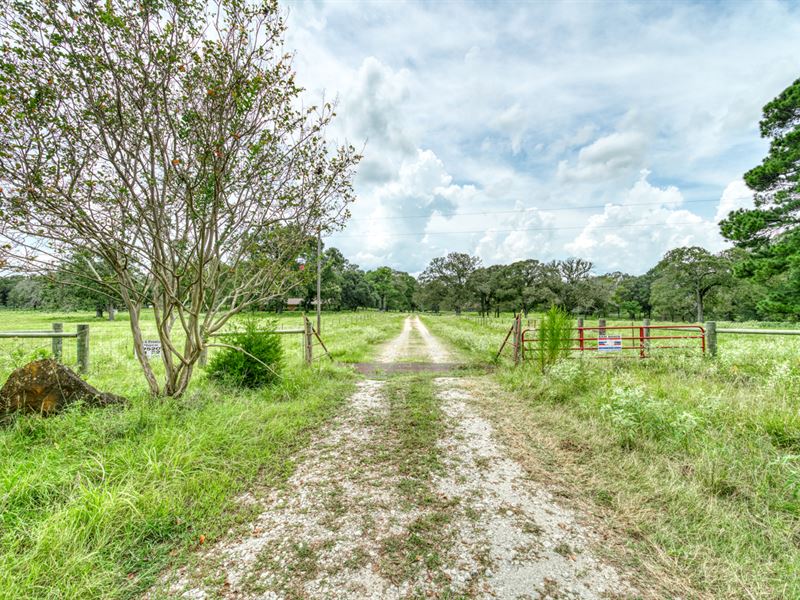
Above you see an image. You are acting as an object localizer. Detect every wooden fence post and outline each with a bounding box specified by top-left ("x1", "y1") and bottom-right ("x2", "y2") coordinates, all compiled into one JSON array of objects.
[
  {"x1": 577, "y1": 317, "x2": 584, "y2": 353},
  {"x1": 643, "y1": 318, "x2": 650, "y2": 354},
  {"x1": 512, "y1": 314, "x2": 521, "y2": 366},
  {"x1": 303, "y1": 316, "x2": 313, "y2": 365},
  {"x1": 77, "y1": 324, "x2": 89, "y2": 374},
  {"x1": 705, "y1": 321, "x2": 717, "y2": 357},
  {"x1": 598, "y1": 318, "x2": 606, "y2": 336},
  {"x1": 52, "y1": 322, "x2": 63, "y2": 360}
]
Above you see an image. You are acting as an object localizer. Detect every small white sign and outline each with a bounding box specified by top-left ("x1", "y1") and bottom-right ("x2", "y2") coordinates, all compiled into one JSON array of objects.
[
  {"x1": 598, "y1": 335, "x2": 623, "y2": 352},
  {"x1": 143, "y1": 340, "x2": 162, "y2": 359}
]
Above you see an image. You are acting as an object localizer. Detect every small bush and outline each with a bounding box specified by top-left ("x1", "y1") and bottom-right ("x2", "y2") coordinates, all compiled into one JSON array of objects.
[
  {"x1": 206, "y1": 318, "x2": 283, "y2": 388},
  {"x1": 535, "y1": 305, "x2": 573, "y2": 374}
]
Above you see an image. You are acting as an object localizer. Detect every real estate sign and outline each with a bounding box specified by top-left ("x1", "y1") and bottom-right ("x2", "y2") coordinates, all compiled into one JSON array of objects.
[
  {"x1": 143, "y1": 340, "x2": 162, "y2": 359},
  {"x1": 598, "y1": 335, "x2": 623, "y2": 352}
]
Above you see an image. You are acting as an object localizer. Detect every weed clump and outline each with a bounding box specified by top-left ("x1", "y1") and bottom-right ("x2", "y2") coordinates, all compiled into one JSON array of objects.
[
  {"x1": 535, "y1": 306, "x2": 573, "y2": 374},
  {"x1": 207, "y1": 318, "x2": 283, "y2": 388},
  {"x1": 599, "y1": 383, "x2": 703, "y2": 448}
]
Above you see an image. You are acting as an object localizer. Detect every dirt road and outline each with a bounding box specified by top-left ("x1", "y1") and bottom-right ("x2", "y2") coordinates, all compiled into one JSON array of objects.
[{"x1": 157, "y1": 316, "x2": 637, "y2": 599}]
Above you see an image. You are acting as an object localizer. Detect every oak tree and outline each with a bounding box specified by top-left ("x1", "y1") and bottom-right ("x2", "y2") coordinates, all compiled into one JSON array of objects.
[{"x1": 419, "y1": 252, "x2": 481, "y2": 315}]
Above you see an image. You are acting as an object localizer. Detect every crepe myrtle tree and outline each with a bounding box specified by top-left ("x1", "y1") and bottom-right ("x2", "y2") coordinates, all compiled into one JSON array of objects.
[{"x1": 0, "y1": 0, "x2": 360, "y2": 397}]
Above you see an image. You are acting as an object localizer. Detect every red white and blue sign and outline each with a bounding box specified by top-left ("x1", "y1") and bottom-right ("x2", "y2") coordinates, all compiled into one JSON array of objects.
[{"x1": 598, "y1": 335, "x2": 623, "y2": 351}]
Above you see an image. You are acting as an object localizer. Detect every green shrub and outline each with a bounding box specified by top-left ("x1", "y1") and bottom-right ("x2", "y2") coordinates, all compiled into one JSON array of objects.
[
  {"x1": 535, "y1": 305, "x2": 573, "y2": 373},
  {"x1": 206, "y1": 318, "x2": 283, "y2": 388}
]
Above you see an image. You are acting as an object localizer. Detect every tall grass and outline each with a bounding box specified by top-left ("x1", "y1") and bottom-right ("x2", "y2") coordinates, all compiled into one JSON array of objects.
[
  {"x1": 0, "y1": 309, "x2": 405, "y2": 599},
  {"x1": 534, "y1": 306, "x2": 573, "y2": 373},
  {"x1": 422, "y1": 312, "x2": 800, "y2": 598}
]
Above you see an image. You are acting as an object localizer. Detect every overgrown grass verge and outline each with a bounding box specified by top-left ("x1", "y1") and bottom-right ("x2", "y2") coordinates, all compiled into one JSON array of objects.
[
  {"x1": 377, "y1": 376, "x2": 459, "y2": 590},
  {"x1": 0, "y1": 363, "x2": 355, "y2": 599},
  {"x1": 426, "y1": 313, "x2": 800, "y2": 598},
  {"x1": 0, "y1": 308, "x2": 415, "y2": 599}
]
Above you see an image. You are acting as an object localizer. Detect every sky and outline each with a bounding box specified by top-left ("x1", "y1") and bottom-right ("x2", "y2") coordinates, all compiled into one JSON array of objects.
[{"x1": 283, "y1": 0, "x2": 800, "y2": 275}]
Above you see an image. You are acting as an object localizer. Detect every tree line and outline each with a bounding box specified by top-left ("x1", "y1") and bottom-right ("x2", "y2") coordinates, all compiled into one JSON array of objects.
[
  {"x1": 287, "y1": 242, "x2": 771, "y2": 322},
  {"x1": 412, "y1": 247, "x2": 766, "y2": 322},
  {"x1": 1, "y1": 242, "x2": 770, "y2": 323}
]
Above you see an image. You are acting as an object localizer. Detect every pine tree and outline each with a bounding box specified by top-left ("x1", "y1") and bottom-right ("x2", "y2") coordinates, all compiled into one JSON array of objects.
[{"x1": 720, "y1": 78, "x2": 800, "y2": 316}]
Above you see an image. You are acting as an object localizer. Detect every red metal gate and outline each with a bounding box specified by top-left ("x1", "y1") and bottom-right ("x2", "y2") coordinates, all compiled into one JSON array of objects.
[{"x1": 521, "y1": 324, "x2": 705, "y2": 359}]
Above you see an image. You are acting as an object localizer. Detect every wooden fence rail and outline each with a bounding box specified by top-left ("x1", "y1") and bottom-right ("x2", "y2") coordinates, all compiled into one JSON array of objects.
[
  {"x1": 704, "y1": 321, "x2": 800, "y2": 357},
  {"x1": 0, "y1": 323, "x2": 89, "y2": 373}
]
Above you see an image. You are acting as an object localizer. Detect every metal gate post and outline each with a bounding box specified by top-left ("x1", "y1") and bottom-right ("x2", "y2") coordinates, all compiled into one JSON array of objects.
[
  {"x1": 639, "y1": 326, "x2": 645, "y2": 358},
  {"x1": 705, "y1": 321, "x2": 717, "y2": 357}
]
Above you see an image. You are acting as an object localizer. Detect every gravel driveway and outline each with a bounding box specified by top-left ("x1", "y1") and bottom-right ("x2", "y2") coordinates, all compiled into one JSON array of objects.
[{"x1": 153, "y1": 316, "x2": 638, "y2": 599}]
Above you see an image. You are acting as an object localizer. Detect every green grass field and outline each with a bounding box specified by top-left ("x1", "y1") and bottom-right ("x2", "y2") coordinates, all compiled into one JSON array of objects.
[
  {"x1": 0, "y1": 309, "x2": 404, "y2": 599},
  {"x1": 422, "y1": 313, "x2": 800, "y2": 598},
  {"x1": 3, "y1": 309, "x2": 800, "y2": 598}
]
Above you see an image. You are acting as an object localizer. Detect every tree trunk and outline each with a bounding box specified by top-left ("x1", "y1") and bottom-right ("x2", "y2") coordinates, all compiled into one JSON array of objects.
[
  {"x1": 126, "y1": 303, "x2": 160, "y2": 396},
  {"x1": 696, "y1": 288, "x2": 704, "y2": 323},
  {"x1": 164, "y1": 352, "x2": 196, "y2": 398}
]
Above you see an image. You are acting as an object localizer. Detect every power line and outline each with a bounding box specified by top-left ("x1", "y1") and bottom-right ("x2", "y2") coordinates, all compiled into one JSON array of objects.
[
  {"x1": 331, "y1": 220, "x2": 714, "y2": 239},
  {"x1": 346, "y1": 198, "x2": 720, "y2": 222}
]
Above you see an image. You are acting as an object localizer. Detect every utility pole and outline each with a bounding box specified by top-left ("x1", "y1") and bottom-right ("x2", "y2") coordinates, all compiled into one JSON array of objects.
[{"x1": 316, "y1": 227, "x2": 322, "y2": 335}]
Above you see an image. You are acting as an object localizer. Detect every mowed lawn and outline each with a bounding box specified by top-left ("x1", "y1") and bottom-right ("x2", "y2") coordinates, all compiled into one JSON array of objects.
[
  {"x1": 422, "y1": 313, "x2": 800, "y2": 599},
  {"x1": 0, "y1": 309, "x2": 405, "y2": 599}
]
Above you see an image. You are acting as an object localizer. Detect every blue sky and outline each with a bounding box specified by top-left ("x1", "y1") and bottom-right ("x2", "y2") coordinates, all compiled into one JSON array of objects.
[{"x1": 284, "y1": 0, "x2": 800, "y2": 274}]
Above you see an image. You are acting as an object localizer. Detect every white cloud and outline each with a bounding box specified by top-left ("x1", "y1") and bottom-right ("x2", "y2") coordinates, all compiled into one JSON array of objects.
[
  {"x1": 335, "y1": 57, "x2": 416, "y2": 185},
  {"x1": 493, "y1": 103, "x2": 527, "y2": 154},
  {"x1": 714, "y1": 179, "x2": 754, "y2": 223},
  {"x1": 557, "y1": 131, "x2": 648, "y2": 182},
  {"x1": 475, "y1": 207, "x2": 556, "y2": 265},
  {"x1": 548, "y1": 124, "x2": 597, "y2": 156},
  {"x1": 565, "y1": 172, "x2": 727, "y2": 273},
  {"x1": 283, "y1": 0, "x2": 800, "y2": 273},
  {"x1": 340, "y1": 147, "x2": 481, "y2": 270}
]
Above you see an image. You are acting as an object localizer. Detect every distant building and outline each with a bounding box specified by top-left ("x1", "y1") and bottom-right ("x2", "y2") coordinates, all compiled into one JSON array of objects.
[{"x1": 285, "y1": 297, "x2": 303, "y2": 311}]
